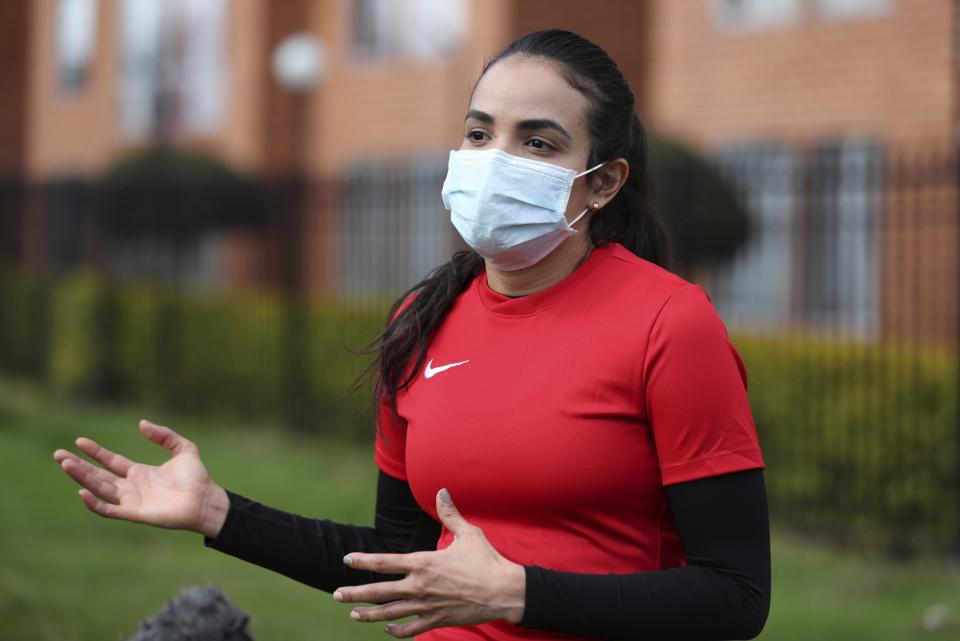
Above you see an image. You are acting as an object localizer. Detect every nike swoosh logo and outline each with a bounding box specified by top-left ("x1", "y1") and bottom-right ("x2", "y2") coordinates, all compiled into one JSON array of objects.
[{"x1": 424, "y1": 359, "x2": 470, "y2": 379}]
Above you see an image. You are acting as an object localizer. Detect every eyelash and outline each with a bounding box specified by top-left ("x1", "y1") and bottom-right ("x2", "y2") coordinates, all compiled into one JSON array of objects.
[{"x1": 465, "y1": 130, "x2": 556, "y2": 152}]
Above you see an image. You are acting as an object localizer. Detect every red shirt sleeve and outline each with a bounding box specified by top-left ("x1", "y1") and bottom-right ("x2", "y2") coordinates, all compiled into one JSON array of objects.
[
  {"x1": 374, "y1": 387, "x2": 408, "y2": 480},
  {"x1": 643, "y1": 284, "x2": 765, "y2": 486},
  {"x1": 372, "y1": 293, "x2": 419, "y2": 481}
]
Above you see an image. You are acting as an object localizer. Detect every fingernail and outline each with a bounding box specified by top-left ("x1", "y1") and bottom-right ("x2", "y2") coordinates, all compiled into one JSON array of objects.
[
  {"x1": 343, "y1": 555, "x2": 352, "y2": 567},
  {"x1": 384, "y1": 624, "x2": 394, "y2": 635},
  {"x1": 350, "y1": 610, "x2": 360, "y2": 620},
  {"x1": 439, "y1": 488, "x2": 452, "y2": 505},
  {"x1": 333, "y1": 590, "x2": 343, "y2": 601}
]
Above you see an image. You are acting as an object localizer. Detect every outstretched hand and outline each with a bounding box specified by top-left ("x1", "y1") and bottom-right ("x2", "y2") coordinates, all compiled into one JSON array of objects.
[
  {"x1": 53, "y1": 420, "x2": 228, "y2": 537},
  {"x1": 332, "y1": 488, "x2": 526, "y2": 638}
]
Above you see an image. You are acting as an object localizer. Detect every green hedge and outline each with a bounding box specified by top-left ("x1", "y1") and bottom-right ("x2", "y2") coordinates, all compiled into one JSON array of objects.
[
  {"x1": 3, "y1": 270, "x2": 389, "y2": 439},
  {"x1": 173, "y1": 291, "x2": 286, "y2": 418},
  {"x1": 48, "y1": 272, "x2": 105, "y2": 395},
  {"x1": 0, "y1": 270, "x2": 50, "y2": 377},
  {"x1": 304, "y1": 302, "x2": 386, "y2": 432},
  {"x1": 734, "y1": 333, "x2": 959, "y2": 555},
  {"x1": 101, "y1": 282, "x2": 165, "y2": 406}
]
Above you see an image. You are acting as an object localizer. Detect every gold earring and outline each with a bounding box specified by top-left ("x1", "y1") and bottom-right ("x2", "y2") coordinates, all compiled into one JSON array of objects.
[{"x1": 591, "y1": 202, "x2": 601, "y2": 211}]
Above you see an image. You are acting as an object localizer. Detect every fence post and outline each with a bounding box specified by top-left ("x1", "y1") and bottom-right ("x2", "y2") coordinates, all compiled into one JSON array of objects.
[
  {"x1": 280, "y1": 173, "x2": 310, "y2": 430},
  {"x1": 955, "y1": 145, "x2": 960, "y2": 558}
]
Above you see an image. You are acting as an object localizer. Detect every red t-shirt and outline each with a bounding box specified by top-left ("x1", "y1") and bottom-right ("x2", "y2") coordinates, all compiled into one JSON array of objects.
[{"x1": 374, "y1": 242, "x2": 765, "y2": 641}]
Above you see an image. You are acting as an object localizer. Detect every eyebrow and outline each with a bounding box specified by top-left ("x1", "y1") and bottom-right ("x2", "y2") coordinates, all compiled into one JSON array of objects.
[{"x1": 465, "y1": 109, "x2": 572, "y2": 141}]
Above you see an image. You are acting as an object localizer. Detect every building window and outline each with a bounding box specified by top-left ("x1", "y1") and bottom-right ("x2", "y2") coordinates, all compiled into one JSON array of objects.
[
  {"x1": 804, "y1": 140, "x2": 880, "y2": 335},
  {"x1": 340, "y1": 158, "x2": 453, "y2": 297},
  {"x1": 709, "y1": 144, "x2": 798, "y2": 332},
  {"x1": 118, "y1": 0, "x2": 228, "y2": 139},
  {"x1": 56, "y1": 0, "x2": 98, "y2": 95},
  {"x1": 713, "y1": 0, "x2": 803, "y2": 31},
  {"x1": 709, "y1": 140, "x2": 880, "y2": 337},
  {"x1": 353, "y1": 0, "x2": 468, "y2": 60},
  {"x1": 815, "y1": 0, "x2": 894, "y2": 21}
]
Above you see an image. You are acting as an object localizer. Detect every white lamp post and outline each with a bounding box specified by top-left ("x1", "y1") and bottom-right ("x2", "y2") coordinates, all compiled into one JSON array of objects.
[{"x1": 271, "y1": 32, "x2": 327, "y2": 428}]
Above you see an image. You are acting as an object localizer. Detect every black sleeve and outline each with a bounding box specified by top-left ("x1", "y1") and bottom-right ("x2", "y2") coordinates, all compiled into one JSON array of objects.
[
  {"x1": 203, "y1": 470, "x2": 441, "y2": 593},
  {"x1": 519, "y1": 468, "x2": 771, "y2": 641}
]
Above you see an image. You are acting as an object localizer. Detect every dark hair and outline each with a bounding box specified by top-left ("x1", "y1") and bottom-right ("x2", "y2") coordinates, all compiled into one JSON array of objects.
[{"x1": 362, "y1": 29, "x2": 673, "y2": 425}]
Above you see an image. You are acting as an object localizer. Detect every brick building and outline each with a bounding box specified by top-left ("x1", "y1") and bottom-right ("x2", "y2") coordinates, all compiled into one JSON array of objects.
[
  {"x1": 648, "y1": 0, "x2": 953, "y2": 149},
  {"x1": 0, "y1": 0, "x2": 650, "y2": 294},
  {"x1": 1, "y1": 0, "x2": 956, "y2": 340},
  {"x1": 644, "y1": 0, "x2": 957, "y2": 343}
]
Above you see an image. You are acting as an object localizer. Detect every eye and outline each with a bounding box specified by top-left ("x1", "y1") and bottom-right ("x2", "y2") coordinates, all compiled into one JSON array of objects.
[
  {"x1": 525, "y1": 138, "x2": 556, "y2": 152},
  {"x1": 466, "y1": 130, "x2": 490, "y2": 144}
]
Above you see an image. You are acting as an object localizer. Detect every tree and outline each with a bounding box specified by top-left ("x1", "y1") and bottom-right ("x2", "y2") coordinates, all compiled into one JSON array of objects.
[
  {"x1": 647, "y1": 135, "x2": 750, "y2": 277},
  {"x1": 98, "y1": 148, "x2": 265, "y2": 239}
]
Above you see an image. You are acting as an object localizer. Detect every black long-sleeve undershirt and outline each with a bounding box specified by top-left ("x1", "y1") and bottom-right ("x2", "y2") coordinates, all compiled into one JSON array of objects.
[
  {"x1": 521, "y1": 469, "x2": 770, "y2": 640},
  {"x1": 204, "y1": 468, "x2": 770, "y2": 640},
  {"x1": 203, "y1": 470, "x2": 441, "y2": 592}
]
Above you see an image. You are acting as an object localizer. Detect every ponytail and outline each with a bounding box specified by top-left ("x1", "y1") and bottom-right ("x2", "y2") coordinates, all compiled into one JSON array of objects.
[{"x1": 589, "y1": 115, "x2": 674, "y2": 270}]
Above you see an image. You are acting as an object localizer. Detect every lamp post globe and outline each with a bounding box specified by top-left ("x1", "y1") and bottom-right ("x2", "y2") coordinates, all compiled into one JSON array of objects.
[{"x1": 272, "y1": 33, "x2": 326, "y2": 93}]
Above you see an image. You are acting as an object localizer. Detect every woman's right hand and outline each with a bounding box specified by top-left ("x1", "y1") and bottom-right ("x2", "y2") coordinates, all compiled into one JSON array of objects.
[{"x1": 53, "y1": 420, "x2": 229, "y2": 539}]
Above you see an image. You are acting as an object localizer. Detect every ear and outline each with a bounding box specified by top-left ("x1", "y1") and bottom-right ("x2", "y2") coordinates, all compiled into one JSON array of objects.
[{"x1": 590, "y1": 158, "x2": 629, "y2": 208}]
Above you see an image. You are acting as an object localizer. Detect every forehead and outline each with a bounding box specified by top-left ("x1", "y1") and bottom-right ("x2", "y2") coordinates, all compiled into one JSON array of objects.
[{"x1": 469, "y1": 56, "x2": 590, "y2": 135}]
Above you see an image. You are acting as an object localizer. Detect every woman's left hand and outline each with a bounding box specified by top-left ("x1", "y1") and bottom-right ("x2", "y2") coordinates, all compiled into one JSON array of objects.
[{"x1": 332, "y1": 488, "x2": 526, "y2": 638}]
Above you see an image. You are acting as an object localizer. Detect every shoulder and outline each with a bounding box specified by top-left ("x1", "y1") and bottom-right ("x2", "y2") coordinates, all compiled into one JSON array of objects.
[
  {"x1": 595, "y1": 242, "x2": 702, "y2": 314},
  {"x1": 388, "y1": 290, "x2": 421, "y2": 324},
  {"x1": 589, "y1": 243, "x2": 733, "y2": 352}
]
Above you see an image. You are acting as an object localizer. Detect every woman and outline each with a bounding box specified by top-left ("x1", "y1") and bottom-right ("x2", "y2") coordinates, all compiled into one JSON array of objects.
[{"x1": 54, "y1": 30, "x2": 770, "y2": 641}]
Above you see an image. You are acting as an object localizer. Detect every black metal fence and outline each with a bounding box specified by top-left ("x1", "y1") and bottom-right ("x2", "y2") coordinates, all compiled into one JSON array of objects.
[
  {"x1": 0, "y1": 146, "x2": 957, "y2": 555},
  {"x1": 705, "y1": 142, "x2": 959, "y2": 556}
]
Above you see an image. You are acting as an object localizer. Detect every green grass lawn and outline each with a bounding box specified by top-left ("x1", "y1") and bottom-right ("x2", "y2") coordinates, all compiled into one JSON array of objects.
[{"x1": 2, "y1": 376, "x2": 958, "y2": 641}]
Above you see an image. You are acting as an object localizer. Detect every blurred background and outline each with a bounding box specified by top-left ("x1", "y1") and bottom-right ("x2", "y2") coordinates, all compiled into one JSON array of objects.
[{"x1": 1, "y1": 0, "x2": 958, "y2": 639}]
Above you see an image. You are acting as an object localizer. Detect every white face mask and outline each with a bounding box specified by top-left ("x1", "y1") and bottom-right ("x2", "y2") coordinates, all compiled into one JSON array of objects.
[{"x1": 440, "y1": 149, "x2": 605, "y2": 271}]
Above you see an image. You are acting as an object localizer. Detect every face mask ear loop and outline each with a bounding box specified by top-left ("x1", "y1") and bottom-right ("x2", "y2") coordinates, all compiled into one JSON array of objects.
[
  {"x1": 575, "y1": 161, "x2": 607, "y2": 179},
  {"x1": 567, "y1": 161, "x2": 607, "y2": 232},
  {"x1": 566, "y1": 207, "x2": 591, "y2": 232}
]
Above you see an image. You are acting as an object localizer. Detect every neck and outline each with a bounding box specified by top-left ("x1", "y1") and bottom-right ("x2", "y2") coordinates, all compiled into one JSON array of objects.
[{"x1": 485, "y1": 234, "x2": 594, "y2": 297}]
